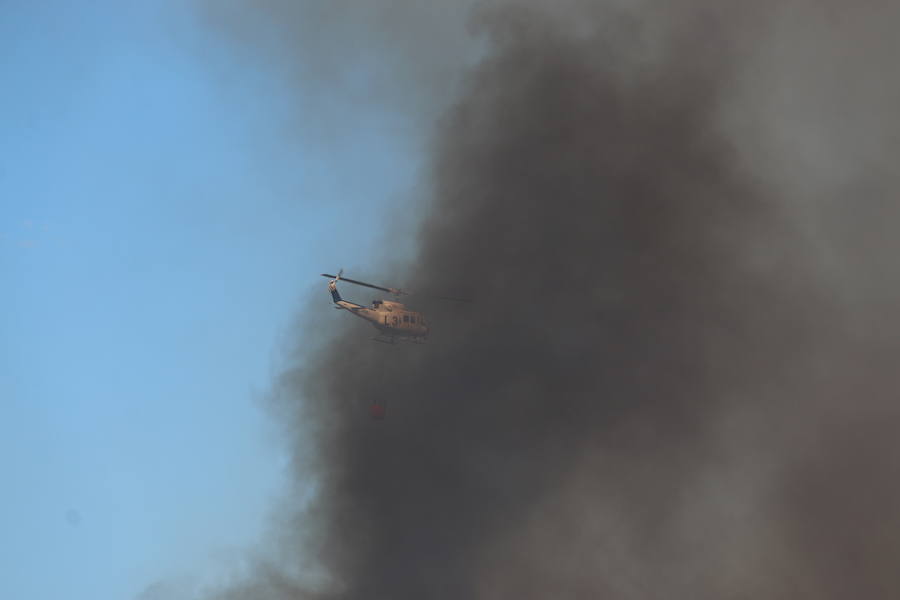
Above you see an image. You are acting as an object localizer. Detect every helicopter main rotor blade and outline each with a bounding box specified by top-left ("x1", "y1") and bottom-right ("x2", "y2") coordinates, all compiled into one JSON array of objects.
[
  {"x1": 320, "y1": 274, "x2": 405, "y2": 295},
  {"x1": 321, "y1": 273, "x2": 471, "y2": 301},
  {"x1": 425, "y1": 293, "x2": 473, "y2": 303}
]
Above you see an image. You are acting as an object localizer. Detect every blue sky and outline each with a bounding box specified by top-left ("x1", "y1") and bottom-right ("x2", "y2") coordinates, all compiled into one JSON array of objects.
[{"x1": 1, "y1": 3, "x2": 428, "y2": 598}]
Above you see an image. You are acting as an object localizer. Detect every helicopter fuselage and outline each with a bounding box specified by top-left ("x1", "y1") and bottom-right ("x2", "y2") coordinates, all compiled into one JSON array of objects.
[{"x1": 330, "y1": 281, "x2": 428, "y2": 339}]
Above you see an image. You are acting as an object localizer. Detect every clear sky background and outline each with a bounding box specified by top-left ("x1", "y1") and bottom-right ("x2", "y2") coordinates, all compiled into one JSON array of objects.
[{"x1": 1, "y1": 3, "x2": 434, "y2": 598}]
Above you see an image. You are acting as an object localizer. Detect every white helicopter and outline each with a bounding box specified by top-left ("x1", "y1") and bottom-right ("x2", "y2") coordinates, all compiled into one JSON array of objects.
[{"x1": 322, "y1": 270, "x2": 430, "y2": 343}]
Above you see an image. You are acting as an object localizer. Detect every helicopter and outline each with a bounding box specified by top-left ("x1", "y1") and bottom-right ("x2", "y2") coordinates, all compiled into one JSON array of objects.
[
  {"x1": 322, "y1": 270, "x2": 430, "y2": 344},
  {"x1": 322, "y1": 270, "x2": 471, "y2": 343}
]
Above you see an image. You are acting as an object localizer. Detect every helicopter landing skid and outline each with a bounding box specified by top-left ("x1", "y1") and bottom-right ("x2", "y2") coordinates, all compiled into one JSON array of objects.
[{"x1": 372, "y1": 334, "x2": 427, "y2": 345}]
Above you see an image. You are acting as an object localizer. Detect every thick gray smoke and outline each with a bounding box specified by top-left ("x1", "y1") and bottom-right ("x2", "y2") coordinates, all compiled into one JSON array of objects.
[{"x1": 201, "y1": 1, "x2": 900, "y2": 598}]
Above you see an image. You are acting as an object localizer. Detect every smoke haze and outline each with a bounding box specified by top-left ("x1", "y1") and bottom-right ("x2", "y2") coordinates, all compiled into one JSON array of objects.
[{"x1": 198, "y1": 1, "x2": 900, "y2": 598}]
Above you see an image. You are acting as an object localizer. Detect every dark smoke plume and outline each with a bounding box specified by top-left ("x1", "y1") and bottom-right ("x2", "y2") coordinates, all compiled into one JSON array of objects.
[{"x1": 201, "y1": 1, "x2": 900, "y2": 598}]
